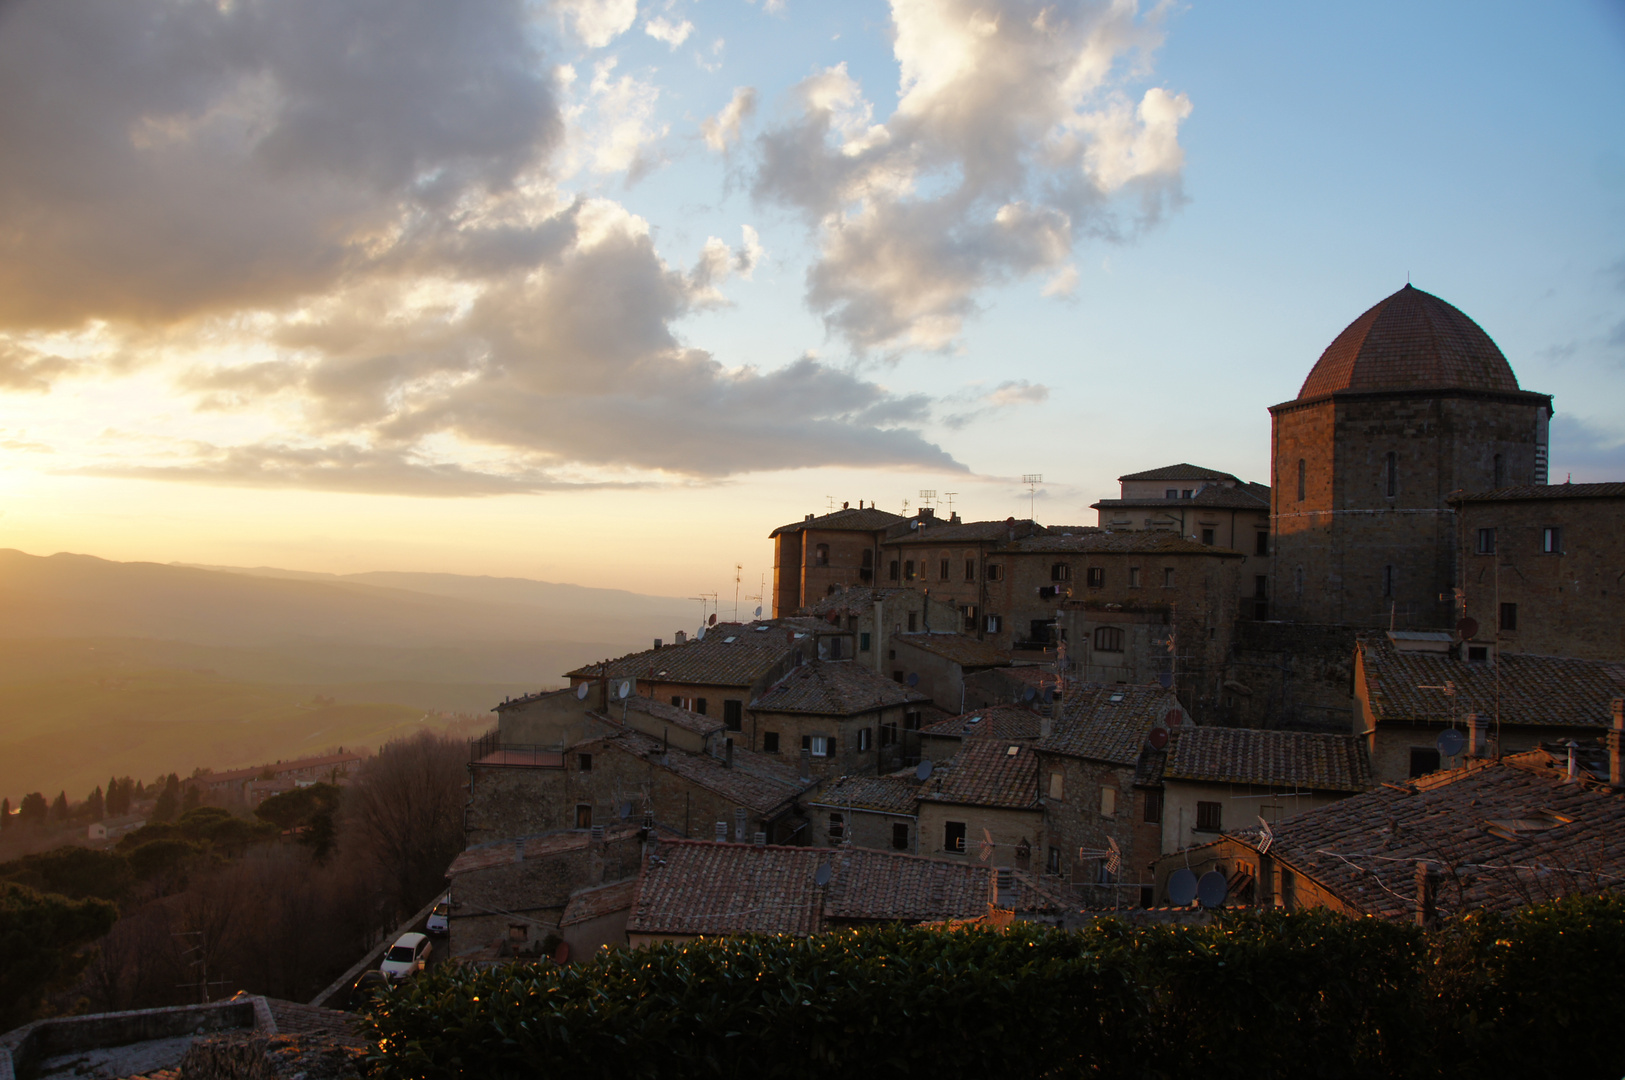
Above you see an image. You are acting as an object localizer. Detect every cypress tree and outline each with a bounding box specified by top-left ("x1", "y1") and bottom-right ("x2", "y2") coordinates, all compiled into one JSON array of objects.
[
  {"x1": 0, "y1": 797, "x2": 10, "y2": 831},
  {"x1": 50, "y1": 791, "x2": 69, "y2": 821}
]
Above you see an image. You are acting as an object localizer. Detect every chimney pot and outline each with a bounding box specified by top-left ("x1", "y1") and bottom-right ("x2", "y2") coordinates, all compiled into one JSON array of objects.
[
  {"x1": 1609, "y1": 698, "x2": 1623, "y2": 788},
  {"x1": 754, "y1": 831, "x2": 767, "y2": 846},
  {"x1": 1567, "y1": 740, "x2": 1580, "y2": 783},
  {"x1": 675, "y1": 630, "x2": 687, "y2": 645},
  {"x1": 715, "y1": 821, "x2": 728, "y2": 842},
  {"x1": 653, "y1": 638, "x2": 662, "y2": 651},
  {"x1": 1466, "y1": 713, "x2": 1486, "y2": 758}
]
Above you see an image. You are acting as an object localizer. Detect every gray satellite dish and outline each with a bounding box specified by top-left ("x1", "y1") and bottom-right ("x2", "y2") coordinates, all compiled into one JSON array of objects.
[
  {"x1": 1167, "y1": 868, "x2": 1198, "y2": 906},
  {"x1": 906, "y1": 672, "x2": 919, "y2": 687},
  {"x1": 696, "y1": 626, "x2": 706, "y2": 640},
  {"x1": 916, "y1": 760, "x2": 934, "y2": 781},
  {"x1": 575, "y1": 683, "x2": 590, "y2": 701},
  {"x1": 814, "y1": 863, "x2": 832, "y2": 887},
  {"x1": 1436, "y1": 728, "x2": 1465, "y2": 758},
  {"x1": 1197, "y1": 870, "x2": 1228, "y2": 909},
  {"x1": 754, "y1": 606, "x2": 762, "y2": 619},
  {"x1": 619, "y1": 802, "x2": 633, "y2": 819},
  {"x1": 1023, "y1": 687, "x2": 1037, "y2": 702},
  {"x1": 618, "y1": 679, "x2": 632, "y2": 700},
  {"x1": 1158, "y1": 672, "x2": 1174, "y2": 688}
]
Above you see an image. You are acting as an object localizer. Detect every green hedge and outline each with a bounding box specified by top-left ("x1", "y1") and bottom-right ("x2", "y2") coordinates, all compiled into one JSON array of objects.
[{"x1": 362, "y1": 894, "x2": 1625, "y2": 1080}]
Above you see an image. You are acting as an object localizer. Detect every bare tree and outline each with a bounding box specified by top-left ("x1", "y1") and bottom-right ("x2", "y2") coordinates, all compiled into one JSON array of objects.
[{"x1": 338, "y1": 732, "x2": 465, "y2": 923}]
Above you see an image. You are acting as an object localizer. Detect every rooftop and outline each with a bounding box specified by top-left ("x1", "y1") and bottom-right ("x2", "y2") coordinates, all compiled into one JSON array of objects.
[
  {"x1": 1037, "y1": 685, "x2": 1185, "y2": 767},
  {"x1": 883, "y1": 518, "x2": 1045, "y2": 546},
  {"x1": 809, "y1": 772, "x2": 923, "y2": 816},
  {"x1": 1222, "y1": 745, "x2": 1625, "y2": 920},
  {"x1": 600, "y1": 728, "x2": 814, "y2": 816},
  {"x1": 1118, "y1": 463, "x2": 1243, "y2": 483},
  {"x1": 1163, "y1": 727, "x2": 1374, "y2": 793},
  {"x1": 614, "y1": 694, "x2": 726, "y2": 739},
  {"x1": 1358, "y1": 636, "x2": 1625, "y2": 729},
  {"x1": 920, "y1": 704, "x2": 1045, "y2": 742},
  {"x1": 1447, "y1": 482, "x2": 1625, "y2": 504},
  {"x1": 892, "y1": 632, "x2": 1012, "y2": 668},
  {"x1": 447, "y1": 824, "x2": 643, "y2": 877},
  {"x1": 801, "y1": 586, "x2": 921, "y2": 618},
  {"x1": 770, "y1": 506, "x2": 909, "y2": 537},
  {"x1": 565, "y1": 619, "x2": 830, "y2": 688},
  {"x1": 997, "y1": 532, "x2": 1244, "y2": 557},
  {"x1": 750, "y1": 658, "x2": 928, "y2": 716},
  {"x1": 1094, "y1": 482, "x2": 1270, "y2": 513},
  {"x1": 560, "y1": 878, "x2": 639, "y2": 927},
  {"x1": 919, "y1": 738, "x2": 1042, "y2": 811}
]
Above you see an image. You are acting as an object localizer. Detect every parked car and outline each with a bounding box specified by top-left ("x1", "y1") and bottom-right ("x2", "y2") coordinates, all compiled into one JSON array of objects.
[
  {"x1": 349, "y1": 969, "x2": 390, "y2": 1007},
  {"x1": 426, "y1": 896, "x2": 451, "y2": 935},
  {"x1": 380, "y1": 931, "x2": 431, "y2": 980}
]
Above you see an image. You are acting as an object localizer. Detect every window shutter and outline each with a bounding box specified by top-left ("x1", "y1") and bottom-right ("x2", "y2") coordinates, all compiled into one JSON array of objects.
[
  {"x1": 828, "y1": 735, "x2": 837, "y2": 754},
  {"x1": 802, "y1": 735, "x2": 811, "y2": 751}
]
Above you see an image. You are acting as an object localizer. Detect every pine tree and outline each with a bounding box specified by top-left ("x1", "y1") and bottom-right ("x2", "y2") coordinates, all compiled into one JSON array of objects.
[
  {"x1": 86, "y1": 786, "x2": 104, "y2": 822},
  {"x1": 19, "y1": 792, "x2": 47, "y2": 824},
  {"x1": 50, "y1": 791, "x2": 68, "y2": 821},
  {"x1": 0, "y1": 797, "x2": 10, "y2": 831},
  {"x1": 181, "y1": 784, "x2": 200, "y2": 813},
  {"x1": 106, "y1": 776, "x2": 122, "y2": 816},
  {"x1": 150, "y1": 785, "x2": 177, "y2": 824}
]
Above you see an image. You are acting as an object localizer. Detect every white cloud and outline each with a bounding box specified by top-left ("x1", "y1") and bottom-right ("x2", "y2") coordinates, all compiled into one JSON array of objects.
[
  {"x1": 581, "y1": 58, "x2": 670, "y2": 177},
  {"x1": 555, "y1": 0, "x2": 639, "y2": 48},
  {"x1": 644, "y1": 15, "x2": 694, "y2": 48},
  {"x1": 701, "y1": 87, "x2": 757, "y2": 152}
]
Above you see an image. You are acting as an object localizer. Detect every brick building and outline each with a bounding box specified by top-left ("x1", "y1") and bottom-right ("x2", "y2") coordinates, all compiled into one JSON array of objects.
[
  {"x1": 807, "y1": 772, "x2": 922, "y2": 852},
  {"x1": 888, "y1": 632, "x2": 1013, "y2": 714},
  {"x1": 769, "y1": 504, "x2": 908, "y2": 615},
  {"x1": 798, "y1": 586, "x2": 961, "y2": 678},
  {"x1": 1270, "y1": 284, "x2": 1553, "y2": 630},
  {"x1": 915, "y1": 737, "x2": 1045, "y2": 870},
  {"x1": 1448, "y1": 482, "x2": 1625, "y2": 663},
  {"x1": 917, "y1": 704, "x2": 1044, "y2": 764},
  {"x1": 747, "y1": 658, "x2": 929, "y2": 778}
]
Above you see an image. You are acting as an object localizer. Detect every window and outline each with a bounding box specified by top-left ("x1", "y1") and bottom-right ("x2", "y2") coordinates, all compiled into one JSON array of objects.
[
  {"x1": 1051, "y1": 563, "x2": 1071, "y2": 581},
  {"x1": 858, "y1": 727, "x2": 872, "y2": 752},
  {"x1": 1028, "y1": 619, "x2": 1051, "y2": 644},
  {"x1": 575, "y1": 804, "x2": 593, "y2": 829},
  {"x1": 1409, "y1": 748, "x2": 1441, "y2": 778},
  {"x1": 804, "y1": 735, "x2": 834, "y2": 757},
  {"x1": 889, "y1": 560, "x2": 900, "y2": 581},
  {"x1": 827, "y1": 637, "x2": 842, "y2": 660},
  {"x1": 828, "y1": 812, "x2": 844, "y2": 840},
  {"x1": 1383, "y1": 565, "x2": 1394, "y2": 598},
  {"x1": 1467, "y1": 645, "x2": 1489, "y2": 664},
  {"x1": 1476, "y1": 528, "x2": 1496, "y2": 555},
  {"x1": 907, "y1": 612, "x2": 918, "y2": 632},
  {"x1": 880, "y1": 721, "x2": 897, "y2": 747},
  {"x1": 1163, "y1": 568, "x2": 1176, "y2": 588},
  {"x1": 1129, "y1": 566, "x2": 1141, "y2": 588},
  {"x1": 962, "y1": 605, "x2": 977, "y2": 632},
  {"x1": 1499, "y1": 602, "x2": 1517, "y2": 632},
  {"x1": 1046, "y1": 845, "x2": 1062, "y2": 874},
  {"x1": 1200, "y1": 528, "x2": 1215, "y2": 546},
  {"x1": 891, "y1": 823, "x2": 910, "y2": 850},
  {"x1": 1254, "y1": 575, "x2": 1268, "y2": 600},
  {"x1": 1100, "y1": 787, "x2": 1117, "y2": 816},
  {"x1": 1048, "y1": 772, "x2": 1064, "y2": 800},
  {"x1": 694, "y1": 698, "x2": 708, "y2": 715},
  {"x1": 578, "y1": 753, "x2": 592, "y2": 772},
  {"x1": 859, "y1": 632, "x2": 871, "y2": 652},
  {"x1": 1165, "y1": 489, "x2": 1179, "y2": 500},
  {"x1": 814, "y1": 543, "x2": 830, "y2": 567},
  {"x1": 939, "y1": 558, "x2": 950, "y2": 580},
  {"x1": 861, "y1": 549, "x2": 873, "y2": 569},
  {"x1": 1195, "y1": 801, "x2": 1222, "y2": 832},
  {"x1": 1493, "y1": 453, "x2": 1505, "y2": 489},
  {"x1": 724, "y1": 700, "x2": 743, "y2": 731},
  {"x1": 965, "y1": 559, "x2": 976, "y2": 582},
  {"x1": 1255, "y1": 532, "x2": 1269, "y2": 556},
  {"x1": 986, "y1": 564, "x2": 1004, "y2": 582},
  {"x1": 1296, "y1": 459, "x2": 1305, "y2": 502},
  {"x1": 904, "y1": 710, "x2": 922, "y2": 730},
  {"x1": 1086, "y1": 567, "x2": 1105, "y2": 588},
  {"x1": 894, "y1": 670, "x2": 904, "y2": 683},
  {"x1": 1094, "y1": 626, "x2": 1125, "y2": 652},
  {"x1": 1143, "y1": 788, "x2": 1163, "y2": 824},
  {"x1": 670, "y1": 695, "x2": 683, "y2": 708},
  {"x1": 762, "y1": 731, "x2": 780, "y2": 753},
  {"x1": 1541, "y1": 527, "x2": 1562, "y2": 554},
  {"x1": 944, "y1": 821, "x2": 967, "y2": 853},
  {"x1": 1182, "y1": 489, "x2": 1193, "y2": 499},
  {"x1": 904, "y1": 560, "x2": 915, "y2": 581},
  {"x1": 985, "y1": 614, "x2": 1003, "y2": 634},
  {"x1": 1385, "y1": 451, "x2": 1397, "y2": 498}
]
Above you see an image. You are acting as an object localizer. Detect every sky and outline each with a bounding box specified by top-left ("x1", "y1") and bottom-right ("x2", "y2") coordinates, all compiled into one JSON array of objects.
[{"x1": 0, "y1": 0, "x2": 1620, "y2": 604}]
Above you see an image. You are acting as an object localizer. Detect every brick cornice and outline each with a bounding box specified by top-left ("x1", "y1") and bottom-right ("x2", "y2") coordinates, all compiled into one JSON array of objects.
[{"x1": 1269, "y1": 386, "x2": 1553, "y2": 417}]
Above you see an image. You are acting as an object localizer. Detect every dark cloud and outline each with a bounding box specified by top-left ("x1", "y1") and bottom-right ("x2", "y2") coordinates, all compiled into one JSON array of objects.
[
  {"x1": 1549, "y1": 413, "x2": 1625, "y2": 483},
  {"x1": 0, "y1": 343, "x2": 75, "y2": 392}
]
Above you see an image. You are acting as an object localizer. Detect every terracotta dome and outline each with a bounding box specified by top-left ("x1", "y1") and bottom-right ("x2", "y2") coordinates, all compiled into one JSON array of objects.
[{"x1": 1298, "y1": 285, "x2": 1519, "y2": 399}]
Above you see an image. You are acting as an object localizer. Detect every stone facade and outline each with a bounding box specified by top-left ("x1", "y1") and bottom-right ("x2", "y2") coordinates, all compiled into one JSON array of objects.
[
  {"x1": 746, "y1": 701, "x2": 916, "y2": 780},
  {"x1": 1032, "y1": 754, "x2": 1162, "y2": 905},
  {"x1": 1222, "y1": 621, "x2": 1359, "y2": 731},
  {"x1": 914, "y1": 802, "x2": 1041, "y2": 870}
]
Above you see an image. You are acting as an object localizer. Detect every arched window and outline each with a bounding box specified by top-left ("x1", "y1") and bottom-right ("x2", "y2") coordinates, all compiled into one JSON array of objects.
[
  {"x1": 1094, "y1": 626, "x2": 1125, "y2": 652},
  {"x1": 904, "y1": 560, "x2": 915, "y2": 581},
  {"x1": 1297, "y1": 459, "x2": 1306, "y2": 502},
  {"x1": 1493, "y1": 453, "x2": 1505, "y2": 488},
  {"x1": 1385, "y1": 452, "x2": 1396, "y2": 498},
  {"x1": 814, "y1": 543, "x2": 830, "y2": 567}
]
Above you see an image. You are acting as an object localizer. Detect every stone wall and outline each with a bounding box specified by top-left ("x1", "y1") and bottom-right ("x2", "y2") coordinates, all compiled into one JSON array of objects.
[
  {"x1": 1223, "y1": 621, "x2": 1358, "y2": 731},
  {"x1": 180, "y1": 1033, "x2": 366, "y2": 1080},
  {"x1": 1033, "y1": 756, "x2": 1159, "y2": 896},
  {"x1": 913, "y1": 803, "x2": 1042, "y2": 870}
]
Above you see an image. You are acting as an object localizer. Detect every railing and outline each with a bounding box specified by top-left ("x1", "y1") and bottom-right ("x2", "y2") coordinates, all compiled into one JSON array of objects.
[{"x1": 468, "y1": 730, "x2": 567, "y2": 765}]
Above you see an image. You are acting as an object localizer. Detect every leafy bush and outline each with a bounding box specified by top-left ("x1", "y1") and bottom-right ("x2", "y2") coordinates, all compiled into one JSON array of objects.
[
  {"x1": 362, "y1": 894, "x2": 1625, "y2": 1080},
  {"x1": 0, "y1": 880, "x2": 118, "y2": 1028},
  {"x1": 0, "y1": 846, "x2": 133, "y2": 904}
]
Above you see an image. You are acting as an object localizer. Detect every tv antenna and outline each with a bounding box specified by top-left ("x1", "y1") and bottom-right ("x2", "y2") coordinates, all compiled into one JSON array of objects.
[
  {"x1": 689, "y1": 593, "x2": 718, "y2": 626},
  {"x1": 943, "y1": 492, "x2": 958, "y2": 516},
  {"x1": 826, "y1": 495, "x2": 836, "y2": 512},
  {"x1": 918, "y1": 489, "x2": 937, "y2": 510},
  {"x1": 733, "y1": 564, "x2": 742, "y2": 622},
  {"x1": 1022, "y1": 474, "x2": 1042, "y2": 520}
]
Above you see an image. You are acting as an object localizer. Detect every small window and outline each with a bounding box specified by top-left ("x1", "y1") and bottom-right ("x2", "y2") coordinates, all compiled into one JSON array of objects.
[
  {"x1": 1200, "y1": 528, "x2": 1215, "y2": 546},
  {"x1": 858, "y1": 727, "x2": 872, "y2": 752},
  {"x1": 1477, "y1": 528, "x2": 1496, "y2": 555},
  {"x1": 964, "y1": 559, "x2": 976, "y2": 582},
  {"x1": 1254, "y1": 575, "x2": 1268, "y2": 600},
  {"x1": 814, "y1": 543, "x2": 830, "y2": 567},
  {"x1": 944, "y1": 821, "x2": 967, "y2": 854},
  {"x1": 1094, "y1": 626, "x2": 1125, "y2": 652},
  {"x1": 827, "y1": 637, "x2": 842, "y2": 660},
  {"x1": 1143, "y1": 789, "x2": 1163, "y2": 824},
  {"x1": 1046, "y1": 845, "x2": 1062, "y2": 874},
  {"x1": 1128, "y1": 566, "x2": 1141, "y2": 588},
  {"x1": 1541, "y1": 527, "x2": 1562, "y2": 554},
  {"x1": 904, "y1": 560, "x2": 915, "y2": 581},
  {"x1": 724, "y1": 700, "x2": 743, "y2": 731},
  {"x1": 891, "y1": 822, "x2": 909, "y2": 850},
  {"x1": 985, "y1": 614, "x2": 1003, "y2": 634},
  {"x1": 1467, "y1": 645, "x2": 1489, "y2": 663},
  {"x1": 1182, "y1": 489, "x2": 1193, "y2": 499},
  {"x1": 1163, "y1": 568, "x2": 1176, "y2": 588},
  {"x1": 804, "y1": 735, "x2": 834, "y2": 757},
  {"x1": 889, "y1": 560, "x2": 900, "y2": 582},
  {"x1": 893, "y1": 670, "x2": 904, "y2": 683},
  {"x1": 1296, "y1": 459, "x2": 1306, "y2": 502},
  {"x1": 1195, "y1": 801, "x2": 1222, "y2": 832},
  {"x1": 861, "y1": 549, "x2": 873, "y2": 568},
  {"x1": 1048, "y1": 772, "x2": 1064, "y2": 800},
  {"x1": 575, "y1": 804, "x2": 593, "y2": 829},
  {"x1": 939, "y1": 558, "x2": 950, "y2": 580},
  {"x1": 1383, "y1": 565, "x2": 1394, "y2": 598},
  {"x1": 1499, "y1": 602, "x2": 1517, "y2": 632},
  {"x1": 1255, "y1": 532, "x2": 1269, "y2": 556},
  {"x1": 1165, "y1": 489, "x2": 1179, "y2": 500},
  {"x1": 1409, "y1": 748, "x2": 1441, "y2": 778},
  {"x1": 828, "y1": 812, "x2": 844, "y2": 840},
  {"x1": 670, "y1": 695, "x2": 683, "y2": 708},
  {"x1": 907, "y1": 612, "x2": 918, "y2": 632},
  {"x1": 763, "y1": 731, "x2": 779, "y2": 753},
  {"x1": 962, "y1": 605, "x2": 977, "y2": 632},
  {"x1": 1100, "y1": 787, "x2": 1117, "y2": 816},
  {"x1": 904, "y1": 710, "x2": 922, "y2": 730},
  {"x1": 694, "y1": 697, "x2": 708, "y2": 715},
  {"x1": 859, "y1": 632, "x2": 871, "y2": 652},
  {"x1": 880, "y1": 722, "x2": 897, "y2": 747},
  {"x1": 1086, "y1": 567, "x2": 1105, "y2": 588},
  {"x1": 1385, "y1": 451, "x2": 1397, "y2": 498},
  {"x1": 578, "y1": 753, "x2": 593, "y2": 773},
  {"x1": 986, "y1": 564, "x2": 1004, "y2": 582},
  {"x1": 1051, "y1": 563, "x2": 1070, "y2": 582}
]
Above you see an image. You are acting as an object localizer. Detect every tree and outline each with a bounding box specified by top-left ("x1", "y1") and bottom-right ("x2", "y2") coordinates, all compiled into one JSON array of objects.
[
  {"x1": 256, "y1": 783, "x2": 342, "y2": 859},
  {"x1": 106, "y1": 776, "x2": 127, "y2": 817},
  {"x1": 340, "y1": 732, "x2": 466, "y2": 921},
  {"x1": 0, "y1": 846, "x2": 132, "y2": 904},
  {"x1": 86, "y1": 786, "x2": 105, "y2": 823},
  {"x1": 182, "y1": 784, "x2": 201, "y2": 814},
  {"x1": 151, "y1": 786, "x2": 178, "y2": 824},
  {"x1": 0, "y1": 881, "x2": 118, "y2": 1028},
  {"x1": 50, "y1": 791, "x2": 69, "y2": 822},
  {"x1": 18, "y1": 792, "x2": 48, "y2": 825},
  {"x1": 1, "y1": 797, "x2": 10, "y2": 832}
]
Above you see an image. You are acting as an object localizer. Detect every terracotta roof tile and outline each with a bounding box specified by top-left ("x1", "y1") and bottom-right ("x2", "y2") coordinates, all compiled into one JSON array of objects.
[
  {"x1": 770, "y1": 506, "x2": 908, "y2": 537},
  {"x1": 750, "y1": 659, "x2": 927, "y2": 715},
  {"x1": 919, "y1": 739, "x2": 1041, "y2": 810},
  {"x1": 802, "y1": 587, "x2": 918, "y2": 617},
  {"x1": 601, "y1": 730, "x2": 815, "y2": 816},
  {"x1": 565, "y1": 619, "x2": 827, "y2": 687},
  {"x1": 892, "y1": 633, "x2": 1012, "y2": 668},
  {"x1": 809, "y1": 774, "x2": 922, "y2": 815},
  {"x1": 999, "y1": 532, "x2": 1243, "y2": 557},
  {"x1": 1448, "y1": 482, "x2": 1625, "y2": 503},
  {"x1": 1037, "y1": 685, "x2": 1187, "y2": 765},
  {"x1": 884, "y1": 518, "x2": 1044, "y2": 546},
  {"x1": 920, "y1": 704, "x2": 1044, "y2": 741},
  {"x1": 1360, "y1": 637, "x2": 1625, "y2": 729},
  {"x1": 560, "y1": 878, "x2": 639, "y2": 927},
  {"x1": 613, "y1": 696, "x2": 725, "y2": 739},
  {"x1": 1118, "y1": 464, "x2": 1243, "y2": 483},
  {"x1": 1163, "y1": 727, "x2": 1374, "y2": 793}
]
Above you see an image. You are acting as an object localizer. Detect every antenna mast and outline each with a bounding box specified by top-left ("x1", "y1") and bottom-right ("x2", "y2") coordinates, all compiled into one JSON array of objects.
[
  {"x1": 733, "y1": 564, "x2": 742, "y2": 622},
  {"x1": 944, "y1": 491, "x2": 958, "y2": 517},
  {"x1": 1022, "y1": 474, "x2": 1042, "y2": 520}
]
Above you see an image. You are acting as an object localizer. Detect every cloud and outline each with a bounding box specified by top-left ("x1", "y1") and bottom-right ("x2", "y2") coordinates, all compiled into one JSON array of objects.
[
  {"x1": 751, "y1": 0, "x2": 1188, "y2": 354},
  {"x1": 578, "y1": 58, "x2": 670, "y2": 178},
  {"x1": 555, "y1": 0, "x2": 639, "y2": 47},
  {"x1": 701, "y1": 87, "x2": 758, "y2": 152},
  {"x1": 1549, "y1": 413, "x2": 1625, "y2": 483},
  {"x1": 644, "y1": 15, "x2": 694, "y2": 48},
  {"x1": 0, "y1": 343, "x2": 75, "y2": 393},
  {"x1": 941, "y1": 378, "x2": 1051, "y2": 429}
]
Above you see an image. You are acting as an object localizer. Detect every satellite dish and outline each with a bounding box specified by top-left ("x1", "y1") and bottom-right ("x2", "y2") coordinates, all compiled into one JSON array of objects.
[
  {"x1": 1197, "y1": 870, "x2": 1228, "y2": 909},
  {"x1": 619, "y1": 802, "x2": 633, "y2": 819},
  {"x1": 910, "y1": 521, "x2": 919, "y2": 530},
  {"x1": 1148, "y1": 726, "x2": 1169, "y2": 750},
  {"x1": 708, "y1": 613, "x2": 717, "y2": 626},
  {"x1": 576, "y1": 684, "x2": 590, "y2": 701},
  {"x1": 915, "y1": 759, "x2": 934, "y2": 781},
  {"x1": 1436, "y1": 728, "x2": 1465, "y2": 758},
  {"x1": 754, "y1": 606, "x2": 762, "y2": 619},
  {"x1": 617, "y1": 680, "x2": 632, "y2": 700},
  {"x1": 814, "y1": 863, "x2": 832, "y2": 886},
  {"x1": 1158, "y1": 672, "x2": 1174, "y2": 688},
  {"x1": 1456, "y1": 617, "x2": 1479, "y2": 640},
  {"x1": 1167, "y1": 868, "x2": 1198, "y2": 906},
  {"x1": 906, "y1": 673, "x2": 920, "y2": 687},
  {"x1": 695, "y1": 626, "x2": 706, "y2": 640},
  {"x1": 1164, "y1": 708, "x2": 1183, "y2": 728},
  {"x1": 1042, "y1": 688, "x2": 1054, "y2": 704},
  {"x1": 1023, "y1": 686, "x2": 1037, "y2": 702}
]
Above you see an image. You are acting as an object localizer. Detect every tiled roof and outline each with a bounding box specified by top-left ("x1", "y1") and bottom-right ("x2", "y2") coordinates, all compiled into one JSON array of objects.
[
  {"x1": 1037, "y1": 685, "x2": 1185, "y2": 766},
  {"x1": 1359, "y1": 637, "x2": 1625, "y2": 729},
  {"x1": 892, "y1": 633, "x2": 1011, "y2": 668},
  {"x1": 750, "y1": 659, "x2": 927, "y2": 715},
  {"x1": 1448, "y1": 482, "x2": 1625, "y2": 503},
  {"x1": 1163, "y1": 727, "x2": 1374, "y2": 793},
  {"x1": 603, "y1": 729, "x2": 814, "y2": 816},
  {"x1": 614, "y1": 695, "x2": 726, "y2": 739},
  {"x1": 560, "y1": 878, "x2": 639, "y2": 927},
  {"x1": 997, "y1": 870, "x2": 1076, "y2": 914},
  {"x1": 1298, "y1": 285, "x2": 1521, "y2": 400},
  {"x1": 809, "y1": 773, "x2": 922, "y2": 816},
  {"x1": 884, "y1": 519, "x2": 1044, "y2": 546},
  {"x1": 1225, "y1": 746, "x2": 1625, "y2": 920},
  {"x1": 770, "y1": 506, "x2": 908, "y2": 537},
  {"x1": 920, "y1": 704, "x2": 1044, "y2": 741},
  {"x1": 919, "y1": 738, "x2": 1041, "y2": 810},
  {"x1": 998, "y1": 532, "x2": 1243, "y2": 556},
  {"x1": 447, "y1": 824, "x2": 642, "y2": 877},
  {"x1": 802, "y1": 587, "x2": 915, "y2": 617},
  {"x1": 627, "y1": 840, "x2": 998, "y2": 935},
  {"x1": 565, "y1": 620, "x2": 826, "y2": 687},
  {"x1": 1094, "y1": 484, "x2": 1270, "y2": 513},
  {"x1": 1118, "y1": 463, "x2": 1242, "y2": 483}
]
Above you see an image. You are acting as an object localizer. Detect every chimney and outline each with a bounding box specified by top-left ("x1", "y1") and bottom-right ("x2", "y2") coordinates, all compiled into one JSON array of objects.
[
  {"x1": 921, "y1": 506, "x2": 934, "y2": 520},
  {"x1": 1566, "y1": 740, "x2": 1580, "y2": 783},
  {"x1": 675, "y1": 630, "x2": 687, "y2": 645},
  {"x1": 1610, "y1": 698, "x2": 1623, "y2": 789},
  {"x1": 1466, "y1": 713, "x2": 1486, "y2": 758},
  {"x1": 800, "y1": 748, "x2": 812, "y2": 781},
  {"x1": 1006, "y1": 516, "x2": 1016, "y2": 541},
  {"x1": 1414, "y1": 861, "x2": 1440, "y2": 929},
  {"x1": 714, "y1": 821, "x2": 728, "y2": 843},
  {"x1": 754, "y1": 831, "x2": 767, "y2": 846},
  {"x1": 725, "y1": 738, "x2": 734, "y2": 769},
  {"x1": 653, "y1": 638, "x2": 662, "y2": 651}
]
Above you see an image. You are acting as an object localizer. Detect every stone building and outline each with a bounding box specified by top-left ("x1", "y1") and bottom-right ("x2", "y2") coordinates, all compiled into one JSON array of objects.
[
  {"x1": 1448, "y1": 482, "x2": 1625, "y2": 663},
  {"x1": 769, "y1": 504, "x2": 909, "y2": 615},
  {"x1": 806, "y1": 772, "x2": 922, "y2": 852},
  {"x1": 917, "y1": 704, "x2": 1044, "y2": 764},
  {"x1": 1269, "y1": 284, "x2": 1553, "y2": 630},
  {"x1": 746, "y1": 658, "x2": 929, "y2": 778},
  {"x1": 798, "y1": 586, "x2": 961, "y2": 678},
  {"x1": 914, "y1": 737, "x2": 1045, "y2": 871},
  {"x1": 887, "y1": 632, "x2": 1013, "y2": 714}
]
